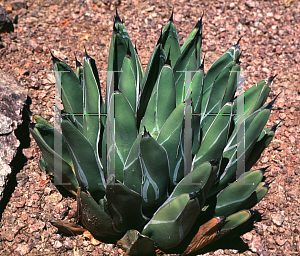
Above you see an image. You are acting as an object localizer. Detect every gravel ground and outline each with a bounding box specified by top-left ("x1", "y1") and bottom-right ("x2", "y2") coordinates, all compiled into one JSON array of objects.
[{"x1": 0, "y1": 0, "x2": 299, "y2": 255}]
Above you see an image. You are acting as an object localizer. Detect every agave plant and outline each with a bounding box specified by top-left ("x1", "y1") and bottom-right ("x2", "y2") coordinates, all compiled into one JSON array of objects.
[{"x1": 29, "y1": 10, "x2": 278, "y2": 255}]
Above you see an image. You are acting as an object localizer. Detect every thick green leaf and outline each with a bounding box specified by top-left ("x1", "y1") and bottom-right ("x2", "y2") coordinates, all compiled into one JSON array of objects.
[
  {"x1": 203, "y1": 45, "x2": 239, "y2": 96},
  {"x1": 117, "y1": 230, "x2": 156, "y2": 256},
  {"x1": 77, "y1": 189, "x2": 120, "y2": 239},
  {"x1": 106, "y1": 175, "x2": 147, "y2": 233},
  {"x1": 246, "y1": 124, "x2": 277, "y2": 172},
  {"x1": 140, "y1": 134, "x2": 169, "y2": 217},
  {"x1": 193, "y1": 103, "x2": 232, "y2": 169},
  {"x1": 29, "y1": 123, "x2": 79, "y2": 195},
  {"x1": 123, "y1": 133, "x2": 143, "y2": 194},
  {"x1": 161, "y1": 15, "x2": 181, "y2": 68},
  {"x1": 142, "y1": 194, "x2": 200, "y2": 249},
  {"x1": 212, "y1": 210, "x2": 252, "y2": 241},
  {"x1": 170, "y1": 161, "x2": 218, "y2": 208},
  {"x1": 82, "y1": 55, "x2": 102, "y2": 151},
  {"x1": 214, "y1": 169, "x2": 263, "y2": 217},
  {"x1": 239, "y1": 181, "x2": 268, "y2": 211},
  {"x1": 114, "y1": 91, "x2": 137, "y2": 182},
  {"x1": 174, "y1": 29, "x2": 200, "y2": 106},
  {"x1": 212, "y1": 108, "x2": 271, "y2": 196},
  {"x1": 137, "y1": 44, "x2": 166, "y2": 126},
  {"x1": 52, "y1": 56, "x2": 83, "y2": 131},
  {"x1": 157, "y1": 103, "x2": 184, "y2": 189},
  {"x1": 192, "y1": 66, "x2": 204, "y2": 155},
  {"x1": 140, "y1": 64, "x2": 176, "y2": 138},
  {"x1": 119, "y1": 54, "x2": 137, "y2": 112},
  {"x1": 61, "y1": 119, "x2": 106, "y2": 201},
  {"x1": 233, "y1": 78, "x2": 271, "y2": 123},
  {"x1": 180, "y1": 16, "x2": 203, "y2": 69},
  {"x1": 200, "y1": 61, "x2": 235, "y2": 138}
]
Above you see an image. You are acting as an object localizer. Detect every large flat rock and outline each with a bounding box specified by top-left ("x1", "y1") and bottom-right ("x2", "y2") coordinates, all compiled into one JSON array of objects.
[{"x1": 0, "y1": 71, "x2": 27, "y2": 201}]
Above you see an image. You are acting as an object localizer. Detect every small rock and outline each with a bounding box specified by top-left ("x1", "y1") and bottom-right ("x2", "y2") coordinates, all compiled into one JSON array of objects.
[
  {"x1": 45, "y1": 192, "x2": 62, "y2": 205},
  {"x1": 28, "y1": 221, "x2": 45, "y2": 233},
  {"x1": 16, "y1": 198, "x2": 26, "y2": 208},
  {"x1": 52, "y1": 200, "x2": 69, "y2": 219},
  {"x1": 275, "y1": 236, "x2": 286, "y2": 246},
  {"x1": 243, "y1": 232, "x2": 253, "y2": 241},
  {"x1": 245, "y1": 1, "x2": 255, "y2": 8},
  {"x1": 52, "y1": 240, "x2": 63, "y2": 249},
  {"x1": 272, "y1": 213, "x2": 284, "y2": 226},
  {"x1": 14, "y1": 243, "x2": 31, "y2": 255},
  {"x1": 62, "y1": 237, "x2": 74, "y2": 250}
]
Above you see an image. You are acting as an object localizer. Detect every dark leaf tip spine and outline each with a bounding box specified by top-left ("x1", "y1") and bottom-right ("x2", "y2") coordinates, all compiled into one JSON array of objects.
[
  {"x1": 271, "y1": 121, "x2": 281, "y2": 132},
  {"x1": 267, "y1": 74, "x2": 277, "y2": 85},
  {"x1": 114, "y1": 8, "x2": 122, "y2": 24},
  {"x1": 49, "y1": 48, "x2": 61, "y2": 65},
  {"x1": 169, "y1": 9, "x2": 174, "y2": 22},
  {"x1": 142, "y1": 127, "x2": 151, "y2": 138},
  {"x1": 74, "y1": 53, "x2": 82, "y2": 68},
  {"x1": 265, "y1": 92, "x2": 281, "y2": 110}
]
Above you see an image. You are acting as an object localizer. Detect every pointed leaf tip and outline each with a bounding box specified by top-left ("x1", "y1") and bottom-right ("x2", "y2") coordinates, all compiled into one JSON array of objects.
[
  {"x1": 265, "y1": 92, "x2": 281, "y2": 110},
  {"x1": 74, "y1": 53, "x2": 82, "y2": 67},
  {"x1": 235, "y1": 36, "x2": 243, "y2": 47},
  {"x1": 208, "y1": 159, "x2": 218, "y2": 166},
  {"x1": 142, "y1": 126, "x2": 151, "y2": 138},
  {"x1": 267, "y1": 74, "x2": 277, "y2": 85},
  {"x1": 169, "y1": 9, "x2": 174, "y2": 22},
  {"x1": 199, "y1": 54, "x2": 205, "y2": 70},
  {"x1": 49, "y1": 48, "x2": 61, "y2": 65},
  {"x1": 271, "y1": 121, "x2": 281, "y2": 132},
  {"x1": 157, "y1": 28, "x2": 163, "y2": 46},
  {"x1": 115, "y1": 8, "x2": 122, "y2": 24}
]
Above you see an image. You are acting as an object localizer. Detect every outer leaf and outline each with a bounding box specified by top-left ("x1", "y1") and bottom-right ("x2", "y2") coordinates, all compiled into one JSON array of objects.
[
  {"x1": 214, "y1": 169, "x2": 263, "y2": 217},
  {"x1": 170, "y1": 161, "x2": 218, "y2": 208},
  {"x1": 161, "y1": 14, "x2": 181, "y2": 68},
  {"x1": 140, "y1": 134, "x2": 169, "y2": 217},
  {"x1": 106, "y1": 175, "x2": 147, "y2": 233},
  {"x1": 233, "y1": 78, "x2": 272, "y2": 123},
  {"x1": 192, "y1": 103, "x2": 232, "y2": 169},
  {"x1": 83, "y1": 54, "x2": 102, "y2": 151},
  {"x1": 75, "y1": 55, "x2": 83, "y2": 87},
  {"x1": 52, "y1": 55, "x2": 83, "y2": 131},
  {"x1": 77, "y1": 189, "x2": 121, "y2": 239},
  {"x1": 117, "y1": 230, "x2": 156, "y2": 256},
  {"x1": 200, "y1": 61, "x2": 235, "y2": 137},
  {"x1": 209, "y1": 107, "x2": 271, "y2": 197},
  {"x1": 203, "y1": 45, "x2": 239, "y2": 96},
  {"x1": 180, "y1": 16, "x2": 203, "y2": 69},
  {"x1": 210, "y1": 210, "x2": 252, "y2": 243},
  {"x1": 142, "y1": 194, "x2": 201, "y2": 250},
  {"x1": 29, "y1": 123, "x2": 79, "y2": 195},
  {"x1": 61, "y1": 119, "x2": 106, "y2": 201},
  {"x1": 245, "y1": 124, "x2": 278, "y2": 172},
  {"x1": 174, "y1": 29, "x2": 200, "y2": 106}
]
